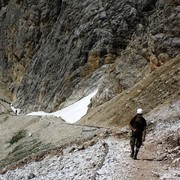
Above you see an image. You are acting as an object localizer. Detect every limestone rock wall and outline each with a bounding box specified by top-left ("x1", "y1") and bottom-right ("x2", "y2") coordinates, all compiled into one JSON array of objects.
[{"x1": 0, "y1": 0, "x2": 179, "y2": 112}]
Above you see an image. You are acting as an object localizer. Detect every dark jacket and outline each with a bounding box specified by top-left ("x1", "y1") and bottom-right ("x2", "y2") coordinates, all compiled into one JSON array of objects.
[{"x1": 129, "y1": 114, "x2": 147, "y2": 132}]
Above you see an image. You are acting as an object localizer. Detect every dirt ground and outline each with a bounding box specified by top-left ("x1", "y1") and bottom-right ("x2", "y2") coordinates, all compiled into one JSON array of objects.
[
  {"x1": 0, "y1": 114, "x2": 179, "y2": 179},
  {"x1": 0, "y1": 98, "x2": 179, "y2": 179}
]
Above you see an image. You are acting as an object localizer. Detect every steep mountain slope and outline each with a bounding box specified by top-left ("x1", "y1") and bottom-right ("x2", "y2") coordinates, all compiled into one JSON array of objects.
[
  {"x1": 0, "y1": 0, "x2": 179, "y2": 113},
  {"x1": 0, "y1": 80, "x2": 12, "y2": 114},
  {"x1": 80, "y1": 56, "x2": 180, "y2": 127}
]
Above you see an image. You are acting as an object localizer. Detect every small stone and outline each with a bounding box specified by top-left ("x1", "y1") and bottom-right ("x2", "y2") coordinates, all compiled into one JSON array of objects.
[
  {"x1": 28, "y1": 133, "x2": 32, "y2": 137},
  {"x1": 152, "y1": 171, "x2": 161, "y2": 177},
  {"x1": 27, "y1": 173, "x2": 36, "y2": 179},
  {"x1": 173, "y1": 157, "x2": 180, "y2": 164},
  {"x1": 3, "y1": 143, "x2": 11, "y2": 149}
]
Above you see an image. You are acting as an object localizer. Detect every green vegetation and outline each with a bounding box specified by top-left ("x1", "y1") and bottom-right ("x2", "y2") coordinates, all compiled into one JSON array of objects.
[
  {"x1": 3, "y1": 115, "x2": 9, "y2": 123},
  {"x1": 0, "y1": 115, "x2": 9, "y2": 124},
  {"x1": 9, "y1": 130, "x2": 27, "y2": 145},
  {"x1": 0, "y1": 139, "x2": 51, "y2": 169}
]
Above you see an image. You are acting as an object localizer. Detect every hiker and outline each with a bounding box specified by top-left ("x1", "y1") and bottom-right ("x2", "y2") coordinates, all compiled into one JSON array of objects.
[
  {"x1": 11, "y1": 103, "x2": 21, "y2": 115},
  {"x1": 129, "y1": 108, "x2": 147, "y2": 160}
]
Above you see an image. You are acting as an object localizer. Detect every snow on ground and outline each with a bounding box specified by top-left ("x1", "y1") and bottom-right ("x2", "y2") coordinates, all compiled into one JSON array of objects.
[{"x1": 26, "y1": 90, "x2": 98, "y2": 123}]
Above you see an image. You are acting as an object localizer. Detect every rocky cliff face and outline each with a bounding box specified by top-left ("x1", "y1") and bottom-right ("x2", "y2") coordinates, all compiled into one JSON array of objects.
[{"x1": 0, "y1": 0, "x2": 179, "y2": 113}]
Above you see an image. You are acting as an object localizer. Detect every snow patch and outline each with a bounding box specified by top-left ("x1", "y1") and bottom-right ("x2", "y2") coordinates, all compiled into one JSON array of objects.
[
  {"x1": 51, "y1": 90, "x2": 98, "y2": 123},
  {"x1": 26, "y1": 90, "x2": 98, "y2": 123},
  {"x1": 26, "y1": 111, "x2": 50, "y2": 116}
]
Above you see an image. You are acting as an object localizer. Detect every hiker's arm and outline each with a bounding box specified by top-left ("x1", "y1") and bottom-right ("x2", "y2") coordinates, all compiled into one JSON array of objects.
[
  {"x1": 129, "y1": 118, "x2": 136, "y2": 132},
  {"x1": 142, "y1": 118, "x2": 147, "y2": 141},
  {"x1": 142, "y1": 128, "x2": 146, "y2": 142}
]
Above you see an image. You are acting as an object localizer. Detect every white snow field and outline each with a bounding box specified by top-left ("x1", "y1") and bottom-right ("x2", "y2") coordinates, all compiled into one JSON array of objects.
[{"x1": 26, "y1": 90, "x2": 98, "y2": 123}]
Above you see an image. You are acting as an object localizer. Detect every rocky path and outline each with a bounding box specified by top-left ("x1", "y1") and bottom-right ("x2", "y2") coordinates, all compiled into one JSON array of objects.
[
  {"x1": 0, "y1": 134, "x2": 179, "y2": 180},
  {"x1": 0, "y1": 100, "x2": 179, "y2": 180}
]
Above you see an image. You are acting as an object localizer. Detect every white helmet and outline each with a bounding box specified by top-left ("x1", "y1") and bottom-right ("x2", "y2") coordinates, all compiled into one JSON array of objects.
[{"x1": 137, "y1": 108, "x2": 143, "y2": 114}]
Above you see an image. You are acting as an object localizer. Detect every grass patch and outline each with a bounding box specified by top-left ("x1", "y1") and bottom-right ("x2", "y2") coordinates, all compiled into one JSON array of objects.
[
  {"x1": 3, "y1": 115, "x2": 9, "y2": 123},
  {"x1": 0, "y1": 139, "x2": 51, "y2": 169},
  {"x1": 9, "y1": 130, "x2": 26, "y2": 145},
  {"x1": 0, "y1": 115, "x2": 9, "y2": 124}
]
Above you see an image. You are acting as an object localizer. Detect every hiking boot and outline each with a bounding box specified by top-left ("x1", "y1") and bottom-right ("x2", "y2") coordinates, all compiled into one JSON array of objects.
[
  {"x1": 133, "y1": 149, "x2": 139, "y2": 160},
  {"x1": 130, "y1": 145, "x2": 134, "y2": 158},
  {"x1": 130, "y1": 152, "x2": 134, "y2": 158},
  {"x1": 133, "y1": 156, "x2": 137, "y2": 160}
]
